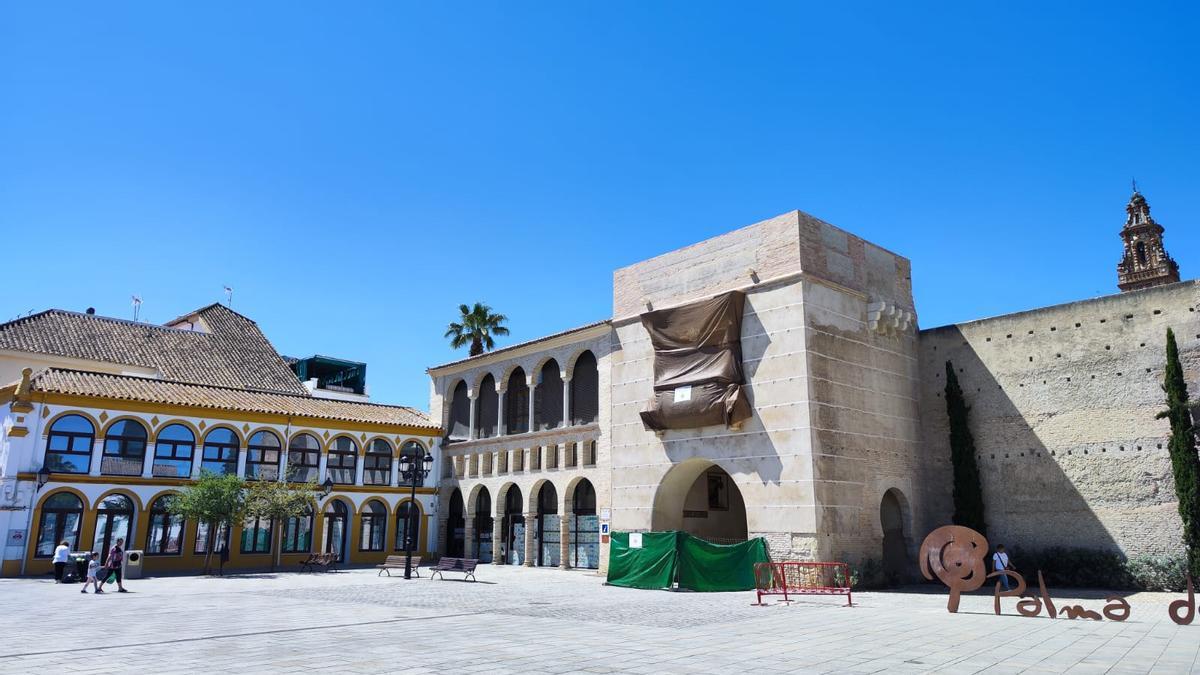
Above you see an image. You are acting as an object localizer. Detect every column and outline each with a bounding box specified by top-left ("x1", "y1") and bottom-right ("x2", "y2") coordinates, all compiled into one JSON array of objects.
[
  {"x1": 527, "y1": 379, "x2": 537, "y2": 431},
  {"x1": 316, "y1": 451, "x2": 327, "y2": 482},
  {"x1": 497, "y1": 389, "x2": 506, "y2": 436},
  {"x1": 190, "y1": 443, "x2": 203, "y2": 478},
  {"x1": 235, "y1": 443, "x2": 248, "y2": 478},
  {"x1": 559, "y1": 511, "x2": 571, "y2": 570},
  {"x1": 562, "y1": 375, "x2": 572, "y2": 428},
  {"x1": 278, "y1": 444, "x2": 289, "y2": 481},
  {"x1": 89, "y1": 438, "x2": 104, "y2": 477},
  {"x1": 523, "y1": 511, "x2": 537, "y2": 567},
  {"x1": 468, "y1": 392, "x2": 478, "y2": 440},
  {"x1": 463, "y1": 516, "x2": 476, "y2": 558},
  {"x1": 389, "y1": 455, "x2": 399, "y2": 487},
  {"x1": 354, "y1": 455, "x2": 365, "y2": 485},
  {"x1": 141, "y1": 444, "x2": 154, "y2": 478},
  {"x1": 493, "y1": 515, "x2": 505, "y2": 565}
]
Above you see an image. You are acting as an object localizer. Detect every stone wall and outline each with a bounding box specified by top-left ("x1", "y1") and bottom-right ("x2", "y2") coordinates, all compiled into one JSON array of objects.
[{"x1": 917, "y1": 280, "x2": 1200, "y2": 558}]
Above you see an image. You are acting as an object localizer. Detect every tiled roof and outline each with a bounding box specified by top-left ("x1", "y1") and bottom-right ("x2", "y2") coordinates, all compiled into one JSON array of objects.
[
  {"x1": 428, "y1": 319, "x2": 610, "y2": 371},
  {"x1": 29, "y1": 368, "x2": 436, "y2": 429},
  {"x1": 0, "y1": 304, "x2": 308, "y2": 395}
]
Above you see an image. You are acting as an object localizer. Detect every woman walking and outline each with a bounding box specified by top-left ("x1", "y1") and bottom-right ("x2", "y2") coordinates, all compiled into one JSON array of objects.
[
  {"x1": 105, "y1": 538, "x2": 129, "y2": 593},
  {"x1": 52, "y1": 540, "x2": 70, "y2": 583}
]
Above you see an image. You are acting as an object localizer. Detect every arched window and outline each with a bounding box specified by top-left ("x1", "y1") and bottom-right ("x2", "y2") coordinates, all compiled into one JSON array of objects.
[
  {"x1": 102, "y1": 420, "x2": 148, "y2": 476},
  {"x1": 570, "y1": 480, "x2": 599, "y2": 569},
  {"x1": 246, "y1": 431, "x2": 281, "y2": 480},
  {"x1": 201, "y1": 428, "x2": 239, "y2": 476},
  {"x1": 475, "y1": 374, "x2": 498, "y2": 439},
  {"x1": 448, "y1": 381, "x2": 471, "y2": 440},
  {"x1": 35, "y1": 492, "x2": 83, "y2": 557},
  {"x1": 536, "y1": 483, "x2": 560, "y2": 567},
  {"x1": 282, "y1": 506, "x2": 313, "y2": 553},
  {"x1": 364, "y1": 439, "x2": 392, "y2": 486},
  {"x1": 287, "y1": 434, "x2": 321, "y2": 483},
  {"x1": 447, "y1": 489, "x2": 465, "y2": 558},
  {"x1": 146, "y1": 495, "x2": 184, "y2": 555},
  {"x1": 44, "y1": 415, "x2": 94, "y2": 474},
  {"x1": 506, "y1": 368, "x2": 529, "y2": 434},
  {"x1": 360, "y1": 500, "x2": 387, "y2": 552},
  {"x1": 241, "y1": 515, "x2": 273, "y2": 554},
  {"x1": 194, "y1": 521, "x2": 229, "y2": 555},
  {"x1": 93, "y1": 494, "x2": 134, "y2": 565},
  {"x1": 328, "y1": 437, "x2": 358, "y2": 484},
  {"x1": 324, "y1": 500, "x2": 349, "y2": 561},
  {"x1": 571, "y1": 351, "x2": 599, "y2": 426},
  {"x1": 534, "y1": 360, "x2": 563, "y2": 430},
  {"x1": 395, "y1": 501, "x2": 421, "y2": 552},
  {"x1": 474, "y1": 487, "x2": 493, "y2": 563},
  {"x1": 153, "y1": 424, "x2": 195, "y2": 478},
  {"x1": 1136, "y1": 241, "x2": 1148, "y2": 266}
]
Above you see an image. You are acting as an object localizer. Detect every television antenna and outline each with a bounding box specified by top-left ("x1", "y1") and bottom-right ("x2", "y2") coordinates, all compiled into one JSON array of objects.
[
  {"x1": 223, "y1": 286, "x2": 234, "y2": 307},
  {"x1": 131, "y1": 295, "x2": 142, "y2": 322}
]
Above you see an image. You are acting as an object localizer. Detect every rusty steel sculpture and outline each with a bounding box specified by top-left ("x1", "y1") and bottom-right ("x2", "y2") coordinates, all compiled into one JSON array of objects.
[{"x1": 919, "y1": 525, "x2": 1131, "y2": 622}]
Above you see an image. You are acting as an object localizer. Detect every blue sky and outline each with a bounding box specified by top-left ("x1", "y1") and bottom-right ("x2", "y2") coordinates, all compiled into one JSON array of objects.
[{"x1": 2, "y1": 2, "x2": 1197, "y2": 409}]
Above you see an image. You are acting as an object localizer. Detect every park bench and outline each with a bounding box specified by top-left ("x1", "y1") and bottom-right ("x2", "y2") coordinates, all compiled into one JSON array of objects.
[
  {"x1": 299, "y1": 552, "x2": 338, "y2": 573},
  {"x1": 376, "y1": 555, "x2": 422, "y2": 577},
  {"x1": 430, "y1": 557, "x2": 478, "y2": 582}
]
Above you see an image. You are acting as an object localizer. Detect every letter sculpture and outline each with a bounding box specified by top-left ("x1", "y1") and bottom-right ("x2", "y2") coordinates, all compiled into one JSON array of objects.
[{"x1": 919, "y1": 525, "x2": 989, "y2": 613}]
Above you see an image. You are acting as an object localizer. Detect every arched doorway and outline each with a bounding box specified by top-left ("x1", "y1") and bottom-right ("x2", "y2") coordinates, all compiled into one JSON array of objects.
[
  {"x1": 474, "y1": 487, "x2": 493, "y2": 563},
  {"x1": 652, "y1": 460, "x2": 747, "y2": 542},
  {"x1": 880, "y1": 488, "x2": 910, "y2": 582},
  {"x1": 569, "y1": 479, "x2": 599, "y2": 569},
  {"x1": 323, "y1": 499, "x2": 349, "y2": 562},
  {"x1": 447, "y1": 489, "x2": 465, "y2": 558},
  {"x1": 502, "y1": 486, "x2": 524, "y2": 565},
  {"x1": 93, "y1": 494, "x2": 134, "y2": 565},
  {"x1": 536, "y1": 483, "x2": 560, "y2": 567}
]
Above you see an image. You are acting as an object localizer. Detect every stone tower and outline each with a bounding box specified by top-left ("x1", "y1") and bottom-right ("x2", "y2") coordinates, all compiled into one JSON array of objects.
[{"x1": 1117, "y1": 189, "x2": 1180, "y2": 292}]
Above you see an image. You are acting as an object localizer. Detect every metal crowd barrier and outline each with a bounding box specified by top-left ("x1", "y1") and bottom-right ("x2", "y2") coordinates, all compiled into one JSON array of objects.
[{"x1": 752, "y1": 561, "x2": 853, "y2": 606}]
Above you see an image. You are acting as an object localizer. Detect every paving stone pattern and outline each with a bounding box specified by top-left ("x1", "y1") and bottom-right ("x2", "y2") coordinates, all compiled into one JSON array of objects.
[{"x1": 2, "y1": 566, "x2": 1198, "y2": 673}]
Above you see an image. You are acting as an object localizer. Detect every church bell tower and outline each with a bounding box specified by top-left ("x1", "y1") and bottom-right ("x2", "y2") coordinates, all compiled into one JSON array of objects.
[{"x1": 1116, "y1": 188, "x2": 1180, "y2": 292}]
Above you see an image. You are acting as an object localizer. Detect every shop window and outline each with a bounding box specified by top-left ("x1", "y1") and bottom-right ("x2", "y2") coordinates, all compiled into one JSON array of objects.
[
  {"x1": 146, "y1": 495, "x2": 184, "y2": 555},
  {"x1": 35, "y1": 492, "x2": 83, "y2": 557},
  {"x1": 359, "y1": 500, "x2": 387, "y2": 552},
  {"x1": 241, "y1": 516, "x2": 273, "y2": 554},
  {"x1": 282, "y1": 507, "x2": 313, "y2": 553}
]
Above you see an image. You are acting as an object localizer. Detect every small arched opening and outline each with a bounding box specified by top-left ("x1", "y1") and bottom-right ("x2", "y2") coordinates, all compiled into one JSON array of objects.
[
  {"x1": 536, "y1": 482, "x2": 560, "y2": 567},
  {"x1": 475, "y1": 374, "x2": 498, "y2": 439},
  {"x1": 447, "y1": 488, "x2": 465, "y2": 558},
  {"x1": 501, "y1": 485, "x2": 525, "y2": 565},
  {"x1": 534, "y1": 360, "x2": 563, "y2": 430},
  {"x1": 323, "y1": 499, "x2": 350, "y2": 562},
  {"x1": 474, "y1": 487, "x2": 493, "y2": 563},
  {"x1": 448, "y1": 381, "x2": 471, "y2": 440},
  {"x1": 569, "y1": 479, "x2": 599, "y2": 569},
  {"x1": 880, "y1": 488, "x2": 911, "y2": 582},
  {"x1": 506, "y1": 368, "x2": 530, "y2": 434}
]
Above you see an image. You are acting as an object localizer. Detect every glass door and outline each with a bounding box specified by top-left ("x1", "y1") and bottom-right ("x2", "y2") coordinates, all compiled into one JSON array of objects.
[{"x1": 93, "y1": 495, "x2": 133, "y2": 566}]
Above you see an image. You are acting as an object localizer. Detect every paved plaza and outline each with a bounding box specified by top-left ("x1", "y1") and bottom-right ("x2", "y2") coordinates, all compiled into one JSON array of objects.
[{"x1": 1, "y1": 565, "x2": 1198, "y2": 674}]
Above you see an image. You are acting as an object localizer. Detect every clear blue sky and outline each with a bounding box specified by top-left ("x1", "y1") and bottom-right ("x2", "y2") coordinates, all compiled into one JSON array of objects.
[{"x1": 2, "y1": 2, "x2": 1197, "y2": 410}]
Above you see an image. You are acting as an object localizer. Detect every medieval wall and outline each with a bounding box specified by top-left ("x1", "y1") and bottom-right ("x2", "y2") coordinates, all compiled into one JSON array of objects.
[{"x1": 917, "y1": 280, "x2": 1200, "y2": 558}]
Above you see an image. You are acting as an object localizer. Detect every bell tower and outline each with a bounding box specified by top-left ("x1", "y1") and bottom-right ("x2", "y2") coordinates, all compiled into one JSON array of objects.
[{"x1": 1117, "y1": 187, "x2": 1180, "y2": 292}]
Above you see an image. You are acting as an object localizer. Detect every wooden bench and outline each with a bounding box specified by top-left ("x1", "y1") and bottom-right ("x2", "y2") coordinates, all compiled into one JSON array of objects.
[
  {"x1": 299, "y1": 552, "x2": 338, "y2": 573},
  {"x1": 430, "y1": 557, "x2": 478, "y2": 582},
  {"x1": 376, "y1": 555, "x2": 422, "y2": 577}
]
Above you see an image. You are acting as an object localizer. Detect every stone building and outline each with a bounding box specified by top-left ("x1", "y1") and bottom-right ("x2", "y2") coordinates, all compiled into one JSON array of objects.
[{"x1": 432, "y1": 189, "x2": 1197, "y2": 574}]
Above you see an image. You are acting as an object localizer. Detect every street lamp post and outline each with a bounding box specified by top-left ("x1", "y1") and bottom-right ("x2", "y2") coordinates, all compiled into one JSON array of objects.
[{"x1": 399, "y1": 444, "x2": 434, "y2": 580}]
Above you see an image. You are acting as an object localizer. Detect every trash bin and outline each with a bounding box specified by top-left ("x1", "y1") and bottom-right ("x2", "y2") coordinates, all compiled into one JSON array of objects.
[
  {"x1": 123, "y1": 550, "x2": 145, "y2": 579},
  {"x1": 68, "y1": 553, "x2": 90, "y2": 583}
]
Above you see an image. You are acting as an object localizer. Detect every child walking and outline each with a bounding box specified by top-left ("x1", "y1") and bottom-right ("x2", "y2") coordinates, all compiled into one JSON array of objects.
[{"x1": 81, "y1": 552, "x2": 103, "y2": 594}]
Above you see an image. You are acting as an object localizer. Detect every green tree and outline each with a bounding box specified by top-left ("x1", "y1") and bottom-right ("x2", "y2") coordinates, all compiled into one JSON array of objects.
[
  {"x1": 168, "y1": 471, "x2": 246, "y2": 574},
  {"x1": 244, "y1": 476, "x2": 317, "y2": 571},
  {"x1": 1157, "y1": 328, "x2": 1200, "y2": 579},
  {"x1": 445, "y1": 302, "x2": 509, "y2": 356},
  {"x1": 945, "y1": 361, "x2": 987, "y2": 538}
]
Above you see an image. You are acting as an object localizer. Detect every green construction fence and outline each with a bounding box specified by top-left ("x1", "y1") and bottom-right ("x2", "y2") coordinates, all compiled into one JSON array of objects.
[{"x1": 606, "y1": 531, "x2": 769, "y2": 592}]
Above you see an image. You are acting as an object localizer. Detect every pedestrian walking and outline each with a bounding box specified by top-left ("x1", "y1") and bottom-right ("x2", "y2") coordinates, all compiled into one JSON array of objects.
[
  {"x1": 993, "y1": 544, "x2": 1012, "y2": 590},
  {"x1": 81, "y1": 552, "x2": 103, "y2": 594},
  {"x1": 52, "y1": 540, "x2": 70, "y2": 583},
  {"x1": 105, "y1": 538, "x2": 129, "y2": 593}
]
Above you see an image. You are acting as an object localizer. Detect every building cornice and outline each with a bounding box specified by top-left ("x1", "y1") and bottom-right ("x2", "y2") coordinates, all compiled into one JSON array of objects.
[{"x1": 427, "y1": 323, "x2": 611, "y2": 377}]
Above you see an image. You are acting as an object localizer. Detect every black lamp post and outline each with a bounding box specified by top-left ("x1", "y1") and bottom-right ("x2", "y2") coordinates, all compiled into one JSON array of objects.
[
  {"x1": 398, "y1": 444, "x2": 434, "y2": 579},
  {"x1": 36, "y1": 464, "x2": 51, "y2": 492},
  {"x1": 319, "y1": 476, "x2": 335, "y2": 499}
]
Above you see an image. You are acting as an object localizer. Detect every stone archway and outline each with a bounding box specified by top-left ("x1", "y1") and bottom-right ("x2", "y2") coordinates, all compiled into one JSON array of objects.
[
  {"x1": 447, "y1": 489, "x2": 465, "y2": 558},
  {"x1": 652, "y1": 459, "x2": 747, "y2": 542},
  {"x1": 880, "y1": 488, "x2": 911, "y2": 582}
]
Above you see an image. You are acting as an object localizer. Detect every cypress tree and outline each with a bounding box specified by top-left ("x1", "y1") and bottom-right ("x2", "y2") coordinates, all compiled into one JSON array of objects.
[
  {"x1": 945, "y1": 360, "x2": 987, "y2": 537},
  {"x1": 1157, "y1": 328, "x2": 1200, "y2": 579}
]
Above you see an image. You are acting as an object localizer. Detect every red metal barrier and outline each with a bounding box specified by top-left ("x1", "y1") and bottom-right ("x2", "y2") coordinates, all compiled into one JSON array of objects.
[{"x1": 753, "y1": 561, "x2": 853, "y2": 607}]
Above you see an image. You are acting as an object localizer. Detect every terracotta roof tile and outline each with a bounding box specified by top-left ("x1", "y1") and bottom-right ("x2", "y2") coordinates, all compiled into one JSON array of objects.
[{"x1": 30, "y1": 368, "x2": 435, "y2": 429}]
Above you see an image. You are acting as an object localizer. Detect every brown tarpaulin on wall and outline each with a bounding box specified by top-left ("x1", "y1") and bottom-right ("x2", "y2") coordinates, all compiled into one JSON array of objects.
[{"x1": 639, "y1": 291, "x2": 753, "y2": 430}]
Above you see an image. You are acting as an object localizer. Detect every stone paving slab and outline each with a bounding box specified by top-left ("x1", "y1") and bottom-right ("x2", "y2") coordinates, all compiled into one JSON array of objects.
[{"x1": 1, "y1": 566, "x2": 1199, "y2": 673}]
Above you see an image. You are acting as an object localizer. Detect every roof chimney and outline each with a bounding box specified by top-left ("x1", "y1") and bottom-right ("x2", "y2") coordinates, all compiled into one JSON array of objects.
[{"x1": 85, "y1": 307, "x2": 96, "y2": 315}]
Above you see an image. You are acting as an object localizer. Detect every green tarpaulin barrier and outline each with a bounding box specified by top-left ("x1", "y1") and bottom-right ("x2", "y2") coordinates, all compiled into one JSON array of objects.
[
  {"x1": 606, "y1": 531, "x2": 679, "y2": 589},
  {"x1": 606, "y1": 531, "x2": 770, "y2": 592},
  {"x1": 677, "y1": 534, "x2": 769, "y2": 592}
]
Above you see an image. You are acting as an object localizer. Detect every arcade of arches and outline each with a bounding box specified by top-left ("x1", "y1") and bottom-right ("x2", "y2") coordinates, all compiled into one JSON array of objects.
[{"x1": 445, "y1": 478, "x2": 600, "y2": 570}]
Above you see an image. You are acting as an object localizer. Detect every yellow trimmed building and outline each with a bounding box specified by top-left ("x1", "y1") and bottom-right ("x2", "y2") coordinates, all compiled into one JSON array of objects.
[{"x1": 0, "y1": 304, "x2": 441, "y2": 578}]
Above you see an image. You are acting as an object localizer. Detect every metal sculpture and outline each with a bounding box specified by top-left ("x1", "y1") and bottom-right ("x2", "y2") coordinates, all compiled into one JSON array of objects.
[{"x1": 919, "y1": 525, "x2": 989, "y2": 613}]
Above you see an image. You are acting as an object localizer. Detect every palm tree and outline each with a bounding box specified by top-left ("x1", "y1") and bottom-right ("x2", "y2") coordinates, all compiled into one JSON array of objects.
[{"x1": 445, "y1": 303, "x2": 510, "y2": 356}]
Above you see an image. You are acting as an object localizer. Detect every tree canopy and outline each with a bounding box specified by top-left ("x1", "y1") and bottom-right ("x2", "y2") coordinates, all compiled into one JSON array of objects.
[{"x1": 445, "y1": 302, "x2": 509, "y2": 356}]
